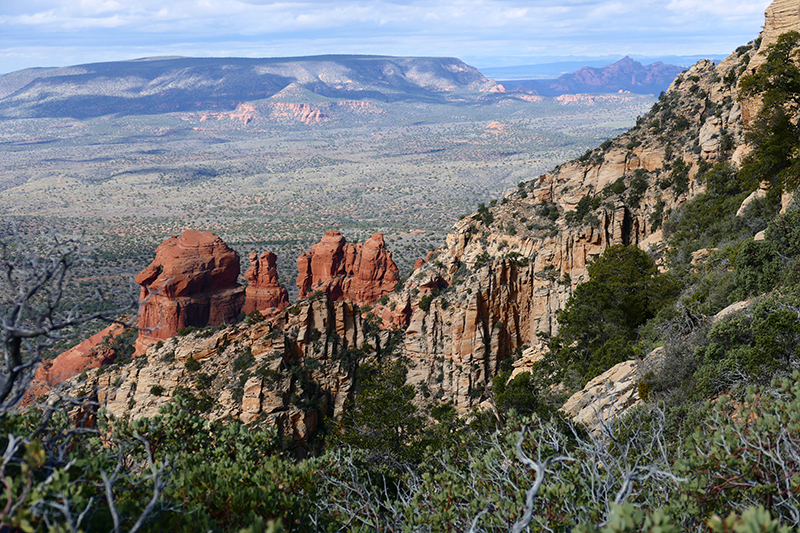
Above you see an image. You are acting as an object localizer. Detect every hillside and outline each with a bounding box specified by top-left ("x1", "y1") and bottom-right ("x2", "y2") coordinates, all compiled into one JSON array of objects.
[{"x1": 0, "y1": 55, "x2": 498, "y2": 119}]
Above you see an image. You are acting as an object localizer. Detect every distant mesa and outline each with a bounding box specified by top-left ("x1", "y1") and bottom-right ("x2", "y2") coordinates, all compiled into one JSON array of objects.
[
  {"x1": 134, "y1": 230, "x2": 245, "y2": 355},
  {"x1": 243, "y1": 251, "x2": 290, "y2": 318},
  {"x1": 0, "y1": 55, "x2": 498, "y2": 119},
  {"x1": 500, "y1": 56, "x2": 685, "y2": 96},
  {"x1": 297, "y1": 230, "x2": 400, "y2": 307}
]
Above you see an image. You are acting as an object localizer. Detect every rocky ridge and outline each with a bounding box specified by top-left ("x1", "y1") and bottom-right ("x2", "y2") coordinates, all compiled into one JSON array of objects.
[
  {"x1": 0, "y1": 56, "x2": 499, "y2": 119},
  {"x1": 507, "y1": 56, "x2": 685, "y2": 96}
]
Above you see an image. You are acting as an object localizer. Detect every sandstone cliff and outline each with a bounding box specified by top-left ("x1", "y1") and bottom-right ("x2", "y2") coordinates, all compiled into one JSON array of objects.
[
  {"x1": 134, "y1": 230, "x2": 245, "y2": 355},
  {"x1": 296, "y1": 231, "x2": 400, "y2": 307},
  {"x1": 25, "y1": 323, "x2": 126, "y2": 403},
  {"x1": 243, "y1": 251, "x2": 290, "y2": 317}
]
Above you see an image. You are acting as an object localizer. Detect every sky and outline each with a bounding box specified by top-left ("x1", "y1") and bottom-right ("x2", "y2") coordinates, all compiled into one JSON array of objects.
[{"x1": 0, "y1": 0, "x2": 773, "y2": 75}]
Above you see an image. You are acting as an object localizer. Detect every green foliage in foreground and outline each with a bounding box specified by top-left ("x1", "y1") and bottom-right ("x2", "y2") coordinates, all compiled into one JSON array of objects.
[
  {"x1": 6, "y1": 369, "x2": 800, "y2": 531},
  {"x1": 0, "y1": 400, "x2": 321, "y2": 532}
]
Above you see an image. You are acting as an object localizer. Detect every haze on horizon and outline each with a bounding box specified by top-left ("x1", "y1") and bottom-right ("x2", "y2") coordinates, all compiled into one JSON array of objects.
[{"x1": 0, "y1": 0, "x2": 772, "y2": 76}]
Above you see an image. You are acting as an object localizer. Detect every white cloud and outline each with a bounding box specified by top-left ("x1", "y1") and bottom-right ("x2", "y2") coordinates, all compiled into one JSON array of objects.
[
  {"x1": 666, "y1": 0, "x2": 771, "y2": 20},
  {"x1": 0, "y1": 0, "x2": 775, "y2": 73}
]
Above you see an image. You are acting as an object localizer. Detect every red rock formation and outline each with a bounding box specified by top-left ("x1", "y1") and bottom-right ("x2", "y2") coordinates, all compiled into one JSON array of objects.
[
  {"x1": 134, "y1": 230, "x2": 244, "y2": 355},
  {"x1": 25, "y1": 323, "x2": 125, "y2": 403},
  {"x1": 296, "y1": 231, "x2": 399, "y2": 307},
  {"x1": 243, "y1": 251, "x2": 290, "y2": 316}
]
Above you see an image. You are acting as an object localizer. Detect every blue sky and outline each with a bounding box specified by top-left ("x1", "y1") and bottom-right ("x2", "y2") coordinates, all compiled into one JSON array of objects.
[{"x1": 0, "y1": 0, "x2": 772, "y2": 75}]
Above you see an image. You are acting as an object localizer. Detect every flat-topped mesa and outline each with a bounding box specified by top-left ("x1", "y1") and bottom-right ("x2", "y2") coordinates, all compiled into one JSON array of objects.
[
  {"x1": 134, "y1": 230, "x2": 245, "y2": 355},
  {"x1": 243, "y1": 251, "x2": 290, "y2": 317},
  {"x1": 296, "y1": 231, "x2": 400, "y2": 307}
]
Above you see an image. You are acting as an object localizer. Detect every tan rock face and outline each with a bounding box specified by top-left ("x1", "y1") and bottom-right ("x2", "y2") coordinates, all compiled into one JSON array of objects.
[
  {"x1": 741, "y1": 1, "x2": 800, "y2": 122},
  {"x1": 72, "y1": 293, "x2": 381, "y2": 446},
  {"x1": 395, "y1": 203, "x2": 638, "y2": 410},
  {"x1": 134, "y1": 230, "x2": 245, "y2": 355},
  {"x1": 44, "y1": 323, "x2": 125, "y2": 386},
  {"x1": 243, "y1": 251, "x2": 290, "y2": 317},
  {"x1": 757, "y1": 0, "x2": 800, "y2": 69},
  {"x1": 296, "y1": 231, "x2": 399, "y2": 307}
]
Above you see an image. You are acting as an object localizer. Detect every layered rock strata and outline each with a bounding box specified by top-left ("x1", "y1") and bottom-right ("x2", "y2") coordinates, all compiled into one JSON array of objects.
[
  {"x1": 297, "y1": 231, "x2": 399, "y2": 307},
  {"x1": 134, "y1": 230, "x2": 244, "y2": 355}
]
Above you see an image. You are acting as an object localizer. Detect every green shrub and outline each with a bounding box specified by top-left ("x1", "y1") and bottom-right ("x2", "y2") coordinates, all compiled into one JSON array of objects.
[
  {"x1": 475, "y1": 203, "x2": 494, "y2": 226},
  {"x1": 547, "y1": 245, "x2": 680, "y2": 386},
  {"x1": 627, "y1": 169, "x2": 650, "y2": 208},
  {"x1": 185, "y1": 357, "x2": 201, "y2": 372},
  {"x1": 608, "y1": 177, "x2": 625, "y2": 195},
  {"x1": 732, "y1": 240, "x2": 782, "y2": 299},
  {"x1": 246, "y1": 310, "x2": 265, "y2": 325},
  {"x1": 676, "y1": 375, "x2": 800, "y2": 524},
  {"x1": 670, "y1": 158, "x2": 690, "y2": 196},
  {"x1": 332, "y1": 361, "x2": 424, "y2": 466},
  {"x1": 233, "y1": 348, "x2": 256, "y2": 373},
  {"x1": 177, "y1": 325, "x2": 197, "y2": 336},
  {"x1": 418, "y1": 294, "x2": 433, "y2": 312},
  {"x1": 194, "y1": 372, "x2": 214, "y2": 390}
]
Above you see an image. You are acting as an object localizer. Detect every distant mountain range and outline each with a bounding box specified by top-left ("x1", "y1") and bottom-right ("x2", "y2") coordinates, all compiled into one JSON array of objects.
[
  {"x1": 0, "y1": 55, "x2": 497, "y2": 119},
  {"x1": 479, "y1": 54, "x2": 724, "y2": 80},
  {"x1": 0, "y1": 54, "x2": 683, "y2": 120},
  {"x1": 498, "y1": 56, "x2": 686, "y2": 96}
]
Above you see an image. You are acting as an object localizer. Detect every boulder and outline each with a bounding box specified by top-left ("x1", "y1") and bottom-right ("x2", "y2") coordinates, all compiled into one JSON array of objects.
[
  {"x1": 243, "y1": 251, "x2": 290, "y2": 316},
  {"x1": 134, "y1": 230, "x2": 244, "y2": 355},
  {"x1": 560, "y1": 360, "x2": 642, "y2": 432},
  {"x1": 296, "y1": 231, "x2": 399, "y2": 307}
]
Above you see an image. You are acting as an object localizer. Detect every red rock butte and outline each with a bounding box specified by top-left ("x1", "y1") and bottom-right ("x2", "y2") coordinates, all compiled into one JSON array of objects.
[
  {"x1": 296, "y1": 231, "x2": 399, "y2": 307},
  {"x1": 134, "y1": 230, "x2": 244, "y2": 355},
  {"x1": 243, "y1": 250, "x2": 290, "y2": 316}
]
